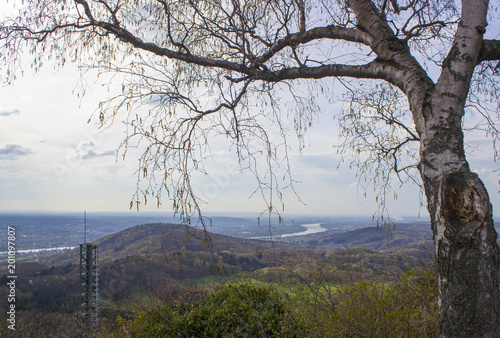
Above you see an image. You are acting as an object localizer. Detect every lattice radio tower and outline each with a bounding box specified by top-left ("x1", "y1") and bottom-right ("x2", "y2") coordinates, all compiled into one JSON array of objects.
[{"x1": 79, "y1": 211, "x2": 99, "y2": 334}]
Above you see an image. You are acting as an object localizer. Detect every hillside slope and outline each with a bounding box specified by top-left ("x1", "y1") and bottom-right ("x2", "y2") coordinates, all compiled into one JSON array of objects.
[
  {"x1": 0, "y1": 221, "x2": 433, "y2": 321},
  {"x1": 306, "y1": 223, "x2": 434, "y2": 258},
  {"x1": 40, "y1": 222, "x2": 290, "y2": 266}
]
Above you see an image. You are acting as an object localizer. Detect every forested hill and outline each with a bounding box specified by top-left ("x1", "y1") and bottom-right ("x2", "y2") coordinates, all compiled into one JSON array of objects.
[
  {"x1": 10, "y1": 221, "x2": 429, "y2": 307},
  {"x1": 306, "y1": 222, "x2": 434, "y2": 259},
  {"x1": 39, "y1": 222, "x2": 291, "y2": 266},
  {"x1": 0, "y1": 221, "x2": 434, "y2": 337}
]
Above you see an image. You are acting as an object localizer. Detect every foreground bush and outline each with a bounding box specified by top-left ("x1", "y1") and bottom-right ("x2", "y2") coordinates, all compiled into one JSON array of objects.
[
  {"x1": 107, "y1": 266, "x2": 437, "y2": 337},
  {"x1": 116, "y1": 281, "x2": 306, "y2": 337}
]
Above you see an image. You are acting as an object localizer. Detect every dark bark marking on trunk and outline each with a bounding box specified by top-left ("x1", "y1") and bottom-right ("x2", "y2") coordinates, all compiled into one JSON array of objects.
[{"x1": 441, "y1": 172, "x2": 489, "y2": 238}]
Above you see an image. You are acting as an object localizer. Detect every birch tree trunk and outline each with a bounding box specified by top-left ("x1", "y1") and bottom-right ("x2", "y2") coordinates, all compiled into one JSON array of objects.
[
  {"x1": 419, "y1": 98, "x2": 500, "y2": 336},
  {"x1": 345, "y1": 6, "x2": 500, "y2": 332},
  {"x1": 413, "y1": 1, "x2": 500, "y2": 335}
]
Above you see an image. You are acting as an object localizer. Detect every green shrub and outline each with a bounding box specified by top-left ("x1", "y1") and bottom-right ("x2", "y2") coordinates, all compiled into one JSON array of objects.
[
  {"x1": 110, "y1": 267, "x2": 437, "y2": 337},
  {"x1": 120, "y1": 281, "x2": 306, "y2": 337}
]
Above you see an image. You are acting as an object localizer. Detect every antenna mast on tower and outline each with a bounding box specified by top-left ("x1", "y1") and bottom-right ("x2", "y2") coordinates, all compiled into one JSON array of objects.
[
  {"x1": 79, "y1": 210, "x2": 99, "y2": 335},
  {"x1": 84, "y1": 210, "x2": 87, "y2": 243}
]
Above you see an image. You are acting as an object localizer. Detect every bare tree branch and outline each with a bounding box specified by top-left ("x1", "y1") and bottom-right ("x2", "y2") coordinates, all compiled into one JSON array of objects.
[{"x1": 479, "y1": 39, "x2": 500, "y2": 63}]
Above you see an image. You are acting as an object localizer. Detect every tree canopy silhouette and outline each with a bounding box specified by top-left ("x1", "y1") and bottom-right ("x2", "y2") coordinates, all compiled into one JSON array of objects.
[{"x1": 2, "y1": 0, "x2": 500, "y2": 335}]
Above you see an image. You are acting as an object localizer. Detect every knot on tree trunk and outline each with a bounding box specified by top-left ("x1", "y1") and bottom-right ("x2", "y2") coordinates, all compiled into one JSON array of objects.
[{"x1": 440, "y1": 172, "x2": 490, "y2": 238}]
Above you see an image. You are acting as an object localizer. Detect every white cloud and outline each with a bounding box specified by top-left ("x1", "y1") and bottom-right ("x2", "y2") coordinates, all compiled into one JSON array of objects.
[
  {"x1": 73, "y1": 141, "x2": 116, "y2": 160},
  {"x1": 0, "y1": 143, "x2": 33, "y2": 160},
  {"x1": 81, "y1": 149, "x2": 116, "y2": 160},
  {"x1": 0, "y1": 107, "x2": 20, "y2": 116}
]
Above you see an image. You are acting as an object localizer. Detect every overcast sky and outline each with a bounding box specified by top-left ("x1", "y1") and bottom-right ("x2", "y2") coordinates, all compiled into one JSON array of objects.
[{"x1": 1, "y1": 2, "x2": 499, "y2": 219}]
